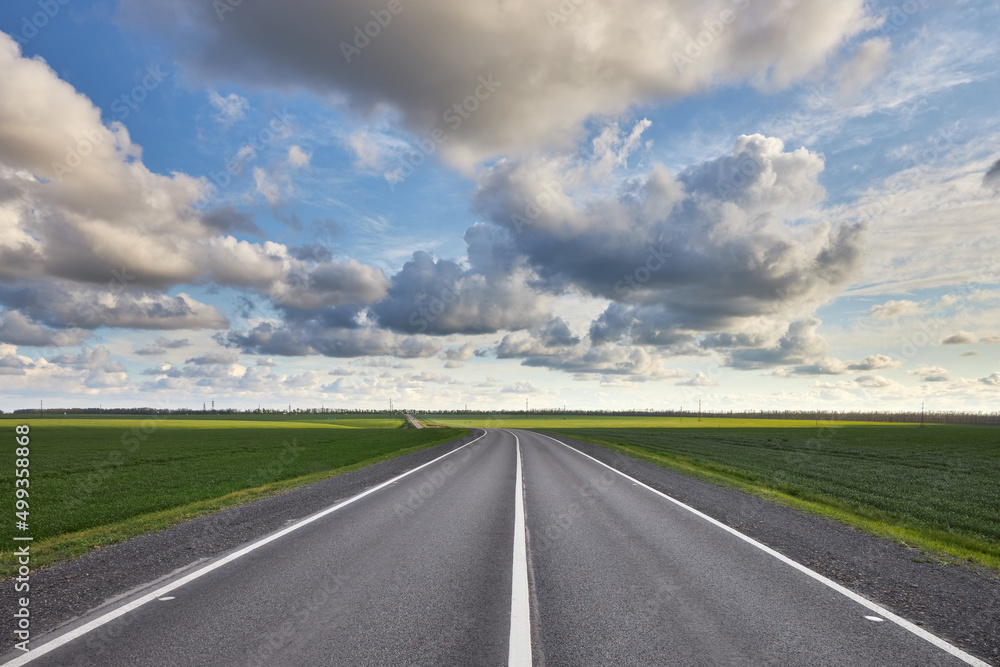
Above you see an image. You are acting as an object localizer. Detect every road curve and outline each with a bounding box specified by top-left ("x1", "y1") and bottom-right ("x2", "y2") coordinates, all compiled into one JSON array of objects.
[{"x1": 1, "y1": 429, "x2": 989, "y2": 666}]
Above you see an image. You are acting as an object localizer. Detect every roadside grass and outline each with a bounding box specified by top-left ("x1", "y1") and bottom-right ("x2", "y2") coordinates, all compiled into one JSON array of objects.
[
  {"x1": 546, "y1": 426, "x2": 1000, "y2": 574},
  {"x1": 0, "y1": 419, "x2": 466, "y2": 576},
  {"x1": 424, "y1": 414, "x2": 903, "y2": 429},
  {"x1": 0, "y1": 414, "x2": 407, "y2": 429}
]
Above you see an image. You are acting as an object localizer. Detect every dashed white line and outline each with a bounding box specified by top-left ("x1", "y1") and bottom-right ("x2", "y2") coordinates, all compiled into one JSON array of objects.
[
  {"x1": 507, "y1": 432, "x2": 533, "y2": 666},
  {"x1": 1, "y1": 430, "x2": 489, "y2": 667},
  {"x1": 532, "y1": 430, "x2": 991, "y2": 667}
]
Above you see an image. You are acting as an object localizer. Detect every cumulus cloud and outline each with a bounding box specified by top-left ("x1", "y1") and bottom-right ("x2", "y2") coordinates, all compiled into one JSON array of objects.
[
  {"x1": 910, "y1": 365, "x2": 950, "y2": 382},
  {"x1": 120, "y1": 0, "x2": 875, "y2": 168},
  {"x1": 677, "y1": 372, "x2": 719, "y2": 387},
  {"x1": 186, "y1": 351, "x2": 240, "y2": 365},
  {"x1": 941, "y1": 331, "x2": 977, "y2": 345},
  {"x1": 0, "y1": 347, "x2": 34, "y2": 376},
  {"x1": 778, "y1": 351, "x2": 901, "y2": 376},
  {"x1": 869, "y1": 299, "x2": 922, "y2": 319},
  {"x1": 0, "y1": 310, "x2": 90, "y2": 347},
  {"x1": 847, "y1": 354, "x2": 900, "y2": 371},
  {"x1": 0, "y1": 34, "x2": 390, "y2": 334},
  {"x1": 440, "y1": 343, "x2": 477, "y2": 362},
  {"x1": 477, "y1": 133, "x2": 864, "y2": 359},
  {"x1": 0, "y1": 283, "x2": 228, "y2": 331},
  {"x1": 728, "y1": 318, "x2": 829, "y2": 370},
  {"x1": 219, "y1": 320, "x2": 440, "y2": 359},
  {"x1": 52, "y1": 346, "x2": 130, "y2": 388},
  {"x1": 369, "y1": 245, "x2": 551, "y2": 336}
]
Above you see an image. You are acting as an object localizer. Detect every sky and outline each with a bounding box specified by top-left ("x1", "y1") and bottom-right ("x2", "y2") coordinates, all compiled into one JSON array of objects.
[{"x1": 0, "y1": 0, "x2": 998, "y2": 413}]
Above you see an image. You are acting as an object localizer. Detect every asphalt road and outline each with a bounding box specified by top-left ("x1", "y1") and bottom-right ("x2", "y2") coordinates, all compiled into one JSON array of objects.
[{"x1": 2, "y1": 429, "x2": 990, "y2": 666}]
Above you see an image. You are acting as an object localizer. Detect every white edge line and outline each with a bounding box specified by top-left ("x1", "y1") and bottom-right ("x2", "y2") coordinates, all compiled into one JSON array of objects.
[
  {"x1": 507, "y1": 432, "x2": 533, "y2": 667},
  {"x1": 531, "y1": 430, "x2": 991, "y2": 667},
  {"x1": 3, "y1": 429, "x2": 489, "y2": 667}
]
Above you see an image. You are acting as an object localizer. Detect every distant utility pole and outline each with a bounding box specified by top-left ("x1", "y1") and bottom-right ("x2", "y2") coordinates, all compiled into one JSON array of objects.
[
  {"x1": 698, "y1": 399, "x2": 701, "y2": 422},
  {"x1": 40, "y1": 399, "x2": 43, "y2": 418},
  {"x1": 921, "y1": 401, "x2": 925, "y2": 428}
]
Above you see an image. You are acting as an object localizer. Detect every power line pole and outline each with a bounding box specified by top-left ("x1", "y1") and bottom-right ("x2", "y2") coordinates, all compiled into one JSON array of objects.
[
  {"x1": 920, "y1": 401, "x2": 925, "y2": 428},
  {"x1": 698, "y1": 399, "x2": 701, "y2": 422}
]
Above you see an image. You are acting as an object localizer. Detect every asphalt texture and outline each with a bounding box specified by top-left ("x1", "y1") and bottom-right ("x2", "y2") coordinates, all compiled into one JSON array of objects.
[{"x1": 2, "y1": 428, "x2": 996, "y2": 666}]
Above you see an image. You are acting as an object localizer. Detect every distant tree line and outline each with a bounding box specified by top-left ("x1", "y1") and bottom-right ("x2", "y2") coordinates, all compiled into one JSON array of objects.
[
  {"x1": 4, "y1": 406, "x2": 401, "y2": 416},
  {"x1": 421, "y1": 408, "x2": 1000, "y2": 426},
  {"x1": 4, "y1": 406, "x2": 999, "y2": 426}
]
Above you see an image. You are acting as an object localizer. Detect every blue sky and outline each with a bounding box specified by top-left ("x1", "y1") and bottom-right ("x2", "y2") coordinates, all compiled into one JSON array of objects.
[{"x1": 0, "y1": 0, "x2": 998, "y2": 411}]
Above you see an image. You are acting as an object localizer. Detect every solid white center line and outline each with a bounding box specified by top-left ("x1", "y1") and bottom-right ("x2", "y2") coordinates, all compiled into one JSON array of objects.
[{"x1": 508, "y1": 432, "x2": 533, "y2": 666}]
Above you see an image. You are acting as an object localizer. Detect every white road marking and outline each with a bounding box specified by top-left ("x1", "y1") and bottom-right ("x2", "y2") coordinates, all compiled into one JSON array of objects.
[
  {"x1": 866, "y1": 616, "x2": 885, "y2": 622},
  {"x1": 1, "y1": 430, "x2": 489, "y2": 667},
  {"x1": 507, "y1": 432, "x2": 533, "y2": 667},
  {"x1": 532, "y1": 431, "x2": 991, "y2": 667},
  {"x1": 157, "y1": 597, "x2": 175, "y2": 602}
]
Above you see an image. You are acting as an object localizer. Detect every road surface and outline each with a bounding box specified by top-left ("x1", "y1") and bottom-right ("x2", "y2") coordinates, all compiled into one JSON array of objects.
[{"x1": 2, "y1": 429, "x2": 989, "y2": 666}]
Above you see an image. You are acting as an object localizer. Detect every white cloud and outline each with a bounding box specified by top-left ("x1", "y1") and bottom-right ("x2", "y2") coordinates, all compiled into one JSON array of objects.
[
  {"x1": 0, "y1": 34, "x2": 391, "y2": 336},
  {"x1": 122, "y1": 0, "x2": 876, "y2": 168},
  {"x1": 287, "y1": 145, "x2": 311, "y2": 169},
  {"x1": 208, "y1": 90, "x2": 249, "y2": 127}
]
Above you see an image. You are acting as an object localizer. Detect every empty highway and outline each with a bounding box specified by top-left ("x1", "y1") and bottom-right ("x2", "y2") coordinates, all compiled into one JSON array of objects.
[{"x1": 2, "y1": 429, "x2": 990, "y2": 666}]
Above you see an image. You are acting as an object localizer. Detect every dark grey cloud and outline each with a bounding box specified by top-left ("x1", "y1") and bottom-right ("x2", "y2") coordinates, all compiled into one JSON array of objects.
[
  {"x1": 984, "y1": 157, "x2": 1000, "y2": 187},
  {"x1": 727, "y1": 318, "x2": 828, "y2": 370},
  {"x1": 0, "y1": 310, "x2": 90, "y2": 347},
  {"x1": 476, "y1": 135, "x2": 865, "y2": 353},
  {"x1": 186, "y1": 351, "x2": 240, "y2": 365},
  {"x1": 940, "y1": 331, "x2": 977, "y2": 345},
  {"x1": 369, "y1": 249, "x2": 550, "y2": 336},
  {"x1": 219, "y1": 321, "x2": 440, "y2": 359},
  {"x1": 0, "y1": 354, "x2": 33, "y2": 376},
  {"x1": 137, "y1": 336, "x2": 193, "y2": 355},
  {"x1": 289, "y1": 243, "x2": 335, "y2": 262},
  {"x1": 158, "y1": 337, "x2": 192, "y2": 349},
  {"x1": 0, "y1": 283, "x2": 228, "y2": 331},
  {"x1": 201, "y1": 206, "x2": 263, "y2": 236}
]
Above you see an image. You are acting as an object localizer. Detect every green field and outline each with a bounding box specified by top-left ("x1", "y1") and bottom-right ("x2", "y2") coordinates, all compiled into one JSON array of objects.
[
  {"x1": 1, "y1": 417, "x2": 465, "y2": 575},
  {"x1": 544, "y1": 425, "x2": 1000, "y2": 572},
  {"x1": 425, "y1": 414, "x2": 901, "y2": 428}
]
